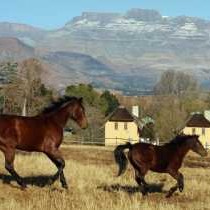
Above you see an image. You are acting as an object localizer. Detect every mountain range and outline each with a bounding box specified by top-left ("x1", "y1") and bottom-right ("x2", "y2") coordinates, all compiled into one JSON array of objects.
[{"x1": 1, "y1": 8, "x2": 210, "y2": 95}]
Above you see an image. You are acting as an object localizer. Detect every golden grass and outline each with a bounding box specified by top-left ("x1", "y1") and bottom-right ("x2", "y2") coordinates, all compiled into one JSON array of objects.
[{"x1": 0, "y1": 145, "x2": 208, "y2": 209}]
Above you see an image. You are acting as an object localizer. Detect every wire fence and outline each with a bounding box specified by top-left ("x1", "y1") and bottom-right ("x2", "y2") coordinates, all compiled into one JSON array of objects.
[
  {"x1": 63, "y1": 135, "x2": 160, "y2": 147},
  {"x1": 63, "y1": 134, "x2": 210, "y2": 149}
]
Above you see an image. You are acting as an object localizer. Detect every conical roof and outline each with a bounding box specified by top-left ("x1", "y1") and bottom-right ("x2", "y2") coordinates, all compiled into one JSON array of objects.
[
  {"x1": 186, "y1": 113, "x2": 210, "y2": 128},
  {"x1": 109, "y1": 106, "x2": 134, "y2": 122}
]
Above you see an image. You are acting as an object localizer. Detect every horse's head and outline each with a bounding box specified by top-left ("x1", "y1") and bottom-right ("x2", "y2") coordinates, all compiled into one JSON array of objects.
[
  {"x1": 71, "y1": 97, "x2": 88, "y2": 129},
  {"x1": 190, "y1": 135, "x2": 207, "y2": 157},
  {"x1": 41, "y1": 96, "x2": 88, "y2": 129}
]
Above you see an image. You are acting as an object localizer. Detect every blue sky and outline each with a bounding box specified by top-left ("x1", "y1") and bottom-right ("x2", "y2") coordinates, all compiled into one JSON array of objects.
[{"x1": 0, "y1": 0, "x2": 209, "y2": 29}]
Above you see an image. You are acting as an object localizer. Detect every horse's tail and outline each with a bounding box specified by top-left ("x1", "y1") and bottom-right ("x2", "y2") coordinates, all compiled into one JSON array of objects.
[{"x1": 114, "y1": 142, "x2": 132, "y2": 176}]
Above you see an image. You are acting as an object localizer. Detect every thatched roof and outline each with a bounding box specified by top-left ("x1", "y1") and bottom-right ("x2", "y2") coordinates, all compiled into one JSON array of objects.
[
  {"x1": 186, "y1": 113, "x2": 210, "y2": 128},
  {"x1": 109, "y1": 106, "x2": 134, "y2": 122}
]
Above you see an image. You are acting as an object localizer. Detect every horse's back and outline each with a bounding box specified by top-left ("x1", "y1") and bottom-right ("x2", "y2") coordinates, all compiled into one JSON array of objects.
[
  {"x1": 0, "y1": 114, "x2": 44, "y2": 134},
  {"x1": 128, "y1": 143, "x2": 174, "y2": 172},
  {"x1": 0, "y1": 115, "x2": 18, "y2": 137},
  {"x1": 128, "y1": 143, "x2": 156, "y2": 168},
  {"x1": 0, "y1": 115, "x2": 47, "y2": 151}
]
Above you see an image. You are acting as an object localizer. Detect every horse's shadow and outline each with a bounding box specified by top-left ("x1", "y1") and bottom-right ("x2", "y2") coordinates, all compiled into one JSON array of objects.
[
  {"x1": 0, "y1": 173, "x2": 56, "y2": 188},
  {"x1": 98, "y1": 183, "x2": 165, "y2": 195}
]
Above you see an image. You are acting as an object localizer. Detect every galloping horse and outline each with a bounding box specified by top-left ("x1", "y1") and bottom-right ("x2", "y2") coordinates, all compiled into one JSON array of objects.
[
  {"x1": 0, "y1": 96, "x2": 87, "y2": 189},
  {"x1": 114, "y1": 135, "x2": 207, "y2": 197}
]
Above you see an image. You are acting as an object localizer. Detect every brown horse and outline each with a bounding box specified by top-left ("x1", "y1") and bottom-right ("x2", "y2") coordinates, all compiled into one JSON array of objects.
[
  {"x1": 0, "y1": 96, "x2": 87, "y2": 189},
  {"x1": 114, "y1": 135, "x2": 207, "y2": 197}
]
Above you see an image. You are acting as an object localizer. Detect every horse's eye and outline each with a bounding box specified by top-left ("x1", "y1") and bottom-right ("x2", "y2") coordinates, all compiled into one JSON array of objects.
[
  {"x1": 79, "y1": 108, "x2": 84, "y2": 114},
  {"x1": 196, "y1": 141, "x2": 201, "y2": 147}
]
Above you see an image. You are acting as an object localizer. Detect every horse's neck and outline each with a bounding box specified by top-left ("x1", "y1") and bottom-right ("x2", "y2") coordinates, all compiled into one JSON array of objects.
[
  {"x1": 50, "y1": 104, "x2": 73, "y2": 128},
  {"x1": 176, "y1": 142, "x2": 191, "y2": 160}
]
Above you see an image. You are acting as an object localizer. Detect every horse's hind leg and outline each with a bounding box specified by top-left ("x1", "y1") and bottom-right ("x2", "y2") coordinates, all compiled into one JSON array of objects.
[
  {"x1": 45, "y1": 149, "x2": 68, "y2": 189},
  {"x1": 4, "y1": 148, "x2": 26, "y2": 189},
  {"x1": 135, "y1": 169, "x2": 148, "y2": 196},
  {"x1": 128, "y1": 153, "x2": 149, "y2": 196}
]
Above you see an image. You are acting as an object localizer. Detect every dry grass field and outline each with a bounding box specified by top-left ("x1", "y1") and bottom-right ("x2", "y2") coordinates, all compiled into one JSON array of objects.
[{"x1": 0, "y1": 144, "x2": 209, "y2": 210}]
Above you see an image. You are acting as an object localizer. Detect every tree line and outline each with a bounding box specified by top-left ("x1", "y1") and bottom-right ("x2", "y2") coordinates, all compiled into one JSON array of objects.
[{"x1": 0, "y1": 59, "x2": 210, "y2": 143}]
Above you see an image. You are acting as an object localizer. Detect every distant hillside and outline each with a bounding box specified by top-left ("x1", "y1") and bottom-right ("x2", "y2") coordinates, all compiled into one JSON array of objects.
[
  {"x1": 1, "y1": 9, "x2": 210, "y2": 94},
  {"x1": 0, "y1": 22, "x2": 45, "y2": 46},
  {"x1": 0, "y1": 37, "x2": 34, "y2": 61},
  {"x1": 41, "y1": 51, "x2": 115, "y2": 89}
]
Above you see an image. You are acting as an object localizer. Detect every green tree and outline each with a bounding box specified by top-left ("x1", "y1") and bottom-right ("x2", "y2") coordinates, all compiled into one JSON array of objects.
[
  {"x1": 65, "y1": 84, "x2": 100, "y2": 106},
  {"x1": 65, "y1": 84, "x2": 119, "y2": 116},
  {"x1": 100, "y1": 90, "x2": 119, "y2": 116},
  {"x1": 141, "y1": 122, "x2": 155, "y2": 142}
]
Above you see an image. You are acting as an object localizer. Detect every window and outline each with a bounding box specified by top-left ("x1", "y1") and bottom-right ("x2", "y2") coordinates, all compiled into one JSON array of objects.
[
  {"x1": 124, "y1": 122, "x2": 128, "y2": 130},
  {"x1": 114, "y1": 122, "x2": 118, "y2": 130},
  {"x1": 192, "y1": 128, "x2": 196, "y2": 135},
  {"x1": 202, "y1": 128, "x2": 205, "y2": 136}
]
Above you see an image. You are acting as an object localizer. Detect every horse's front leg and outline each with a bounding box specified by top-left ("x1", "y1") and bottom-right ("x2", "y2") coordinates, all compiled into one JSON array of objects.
[
  {"x1": 45, "y1": 149, "x2": 68, "y2": 189},
  {"x1": 166, "y1": 171, "x2": 184, "y2": 198},
  {"x1": 178, "y1": 173, "x2": 184, "y2": 192}
]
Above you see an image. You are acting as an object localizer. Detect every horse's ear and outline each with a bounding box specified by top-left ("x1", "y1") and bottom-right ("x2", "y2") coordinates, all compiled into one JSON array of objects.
[{"x1": 79, "y1": 97, "x2": 83, "y2": 103}]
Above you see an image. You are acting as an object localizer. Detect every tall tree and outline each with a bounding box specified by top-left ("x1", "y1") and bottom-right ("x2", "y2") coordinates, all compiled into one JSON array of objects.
[
  {"x1": 2, "y1": 59, "x2": 53, "y2": 115},
  {"x1": 153, "y1": 70, "x2": 199, "y2": 96}
]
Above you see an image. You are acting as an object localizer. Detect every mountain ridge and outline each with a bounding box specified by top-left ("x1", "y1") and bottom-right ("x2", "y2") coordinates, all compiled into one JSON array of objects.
[{"x1": 0, "y1": 9, "x2": 210, "y2": 95}]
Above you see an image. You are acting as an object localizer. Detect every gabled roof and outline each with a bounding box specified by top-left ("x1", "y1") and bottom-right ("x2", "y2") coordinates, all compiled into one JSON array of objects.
[
  {"x1": 186, "y1": 113, "x2": 210, "y2": 128},
  {"x1": 109, "y1": 106, "x2": 134, "y2": 122}
]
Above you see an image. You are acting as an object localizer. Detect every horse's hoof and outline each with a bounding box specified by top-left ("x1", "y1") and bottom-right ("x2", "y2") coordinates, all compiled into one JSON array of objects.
[
  {"x1": 47, "y1": 178, "x2": 54, "y2": 186},
  {"x1": 179, "y1": 187, "x2": 183, "y2": 192},
  {"x1": 20, "y1": 183, "x2": 27, "y2": 190},
  {"x1": 165, "y1": 193, "x2": 172, "y2": 198},
  {"x1": 165, "y1": 190, "x2": 173, "y2": 198},
  {"x1": 141, "y1": 190, "x2": 148, "y2": 196},
  {"x1": 62, "y1": 184, "x2": 68, "y2": 190},
  {"x1": 179, "y1": 185, "x2": 184, "y2": 192}
]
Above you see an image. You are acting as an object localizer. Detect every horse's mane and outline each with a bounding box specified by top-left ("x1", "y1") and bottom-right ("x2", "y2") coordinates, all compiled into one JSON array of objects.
[
  {"x1": 41, "y1": 96, "x2": 78, "y2": 114},
  {"x1": 166, "y1": 134, "x2": 198, "y2": 146}
]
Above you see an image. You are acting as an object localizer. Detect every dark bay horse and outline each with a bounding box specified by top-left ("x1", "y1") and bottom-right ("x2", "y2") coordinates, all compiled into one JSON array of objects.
[
  {"x1": 0, "y1": 96, "x2": 87, "y2": 189},
  {"x1": 114, "y1": 135, "x2": 207, "y2": 197}
]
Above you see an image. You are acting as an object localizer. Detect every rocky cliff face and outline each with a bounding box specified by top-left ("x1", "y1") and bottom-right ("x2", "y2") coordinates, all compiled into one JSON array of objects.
[{"x1": 1, "y1": 9, "x2": 210, "y2": 94}]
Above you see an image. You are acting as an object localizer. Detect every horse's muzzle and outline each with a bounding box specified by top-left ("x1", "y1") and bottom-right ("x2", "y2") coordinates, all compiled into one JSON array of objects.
[
  {"x1": 201, "y1": 149, "x2": 208, "y2": 157},
  {"x1": 81, "y1": 122, "x2": 88, "y2": 129}
]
